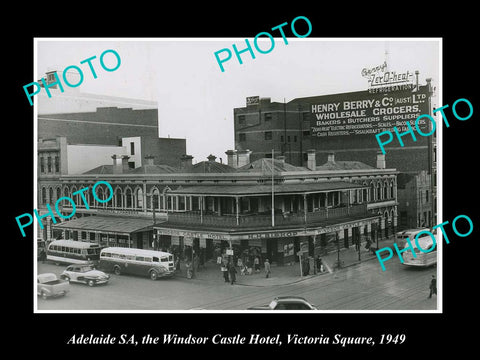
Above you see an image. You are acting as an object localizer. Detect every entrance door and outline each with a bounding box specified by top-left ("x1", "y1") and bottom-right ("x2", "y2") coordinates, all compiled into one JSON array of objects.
[
  {"x1": 266, "y1": 239, "x2": 276, "y2": 263},
  {"x1": 344, "y1": 229, "x2": 349, "y2": 248}
]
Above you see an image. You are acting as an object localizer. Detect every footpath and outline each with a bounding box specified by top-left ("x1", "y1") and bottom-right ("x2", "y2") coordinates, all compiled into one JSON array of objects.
[{"x1": 174, "y1": 236, "x2": 395, "y2": 287}]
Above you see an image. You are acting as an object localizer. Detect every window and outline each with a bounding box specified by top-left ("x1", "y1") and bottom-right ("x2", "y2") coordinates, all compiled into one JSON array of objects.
[
  {"x1": 238, "y1": 115, "x2": 246, "y2": 125},
  {"x1": 265, "y1": 131, "x2": 272, "y2": 140},
  {"x1": 303, "y1": 130, "x2": 310, "y2": 136},
  {"x1": 426, "y1": 190, "x2": 429, "y2": 202},
  {"x1": 130, "y1": 142, "x2": 135, "y2": 155},
  {"x1": 40, "y1": 157, "x2": 45, "y2": 173},
  {"x1": 287, "y1": 136, "x2": 291, "y2": 142},
  {"x1": 54, "y1": 156, "x2": 59, "y2": 172},
  {"x1": 294, "y1": 136, "x2": 297, "y2": 142},
  {"x1": 47, "y1": 156, "x2": 52, "y2": 172},
  {"x1": 239, "y1": 133, "x2": 246, "y2": 142},
  {"x1": 280, "y1": 135, "x2": 284, "y2": 142},
  {"x1": 264, "y1": 112, "x2": 272, "y2": 121},
  {"x1": 41, "y1": 187, "x2": 46, "y2": 204},
  {"x1": 153, "y1": 257, "x2": 159, "y2": 262},
  {"x1": 136, "y1": 256, "x2": 145, "y2": 261},
  {"x1": 136, "y1": 188, "x2": 143, "y2": 208}
]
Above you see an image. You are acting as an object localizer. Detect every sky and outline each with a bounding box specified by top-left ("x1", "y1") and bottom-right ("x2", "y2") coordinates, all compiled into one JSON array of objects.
[{"x1": 36, "y1": 38, "x2": 440, "y2": 164}]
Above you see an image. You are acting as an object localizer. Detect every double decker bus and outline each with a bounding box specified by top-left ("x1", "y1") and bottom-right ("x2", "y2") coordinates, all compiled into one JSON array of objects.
[
  {"x1": 99, "y1": 247, "x2": 175, "y2": 280},
  {"x1": 46, "y1": 240, "x2": 101, "y2": 265}
]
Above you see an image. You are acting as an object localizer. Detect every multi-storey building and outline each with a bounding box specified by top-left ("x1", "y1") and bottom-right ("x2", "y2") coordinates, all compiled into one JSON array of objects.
[{"x1": 42, "y1": 151, "x2": 398, "y2": 266}]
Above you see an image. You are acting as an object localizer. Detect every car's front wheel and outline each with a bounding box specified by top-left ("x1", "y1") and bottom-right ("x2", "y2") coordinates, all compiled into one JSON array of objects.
[
  {"x1": 41, "y1": 291, "x2": 48, "y2": 300},
  {"x1": 87, "y1": 279, "x2": 95, "y2": 287},
  {"x1": 113, "y1": 265, "x2": 121, "y2": 275},
  {"x1": 150, "y1": 270, "x2": 158, "y2": 281}
]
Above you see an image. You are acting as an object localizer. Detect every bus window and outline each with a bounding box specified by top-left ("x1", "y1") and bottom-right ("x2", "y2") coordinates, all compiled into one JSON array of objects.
[
  {"x1": 153, "y1": 257, "x2": 159, "y2": 262},
  {"x1": 126, "y1": 255, "x2": 135, "y2": 260},
  {"x1": 161, "y1": 257, "x2": 168, "y2": 262},
  {"x1": 136, "y1": 256, "x2": 145, "y2": 261},
  {"x1": 145, "y1": 257, "x2": 152, "y2": 262}
]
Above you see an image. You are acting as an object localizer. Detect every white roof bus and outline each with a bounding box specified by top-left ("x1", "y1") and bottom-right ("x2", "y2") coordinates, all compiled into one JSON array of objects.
[
  {"x1": 402, "y1": 233, "x2": 438, "y2": 267},
  {"x1": 46, "y1": 240, "x2": 101, "y2": 265},
  {"x1": 395, "y1": 228, "x2": 429, "y2": 249},
  {"x1": 99, "y1": 247, "x2": 175, "y2": 280}
]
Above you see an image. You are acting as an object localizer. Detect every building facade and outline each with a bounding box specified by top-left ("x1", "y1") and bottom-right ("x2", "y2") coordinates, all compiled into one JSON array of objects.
[{"x1": 39, "y1": 152, "x2": 398, "y2": 267}]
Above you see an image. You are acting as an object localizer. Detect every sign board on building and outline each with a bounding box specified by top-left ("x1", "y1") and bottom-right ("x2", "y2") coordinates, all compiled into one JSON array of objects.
[
  {"x1": 309, "y1": 87, "x2": 429, "y2": 138},
  {"x1": 246, "y1": 96, "x2": 260, "y2": 106},
  {"x1": 226, "y1": 249, "x2": 234, "y2": 256}
]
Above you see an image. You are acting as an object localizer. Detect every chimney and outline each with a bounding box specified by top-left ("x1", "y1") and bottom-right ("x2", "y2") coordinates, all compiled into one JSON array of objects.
[
  {"x1": 376, "y1": 151, "x2": 386, "y2": 169},
  {"x1": 327, "y1": 152, "x2": 335, "y2": 163},
  {"x1": 144, "y1": 155, "x2": 155, "y2": 166},
  {"x1": 112, "y1": 154, "x2": 130, "y2": 174},
  {"x1": 207, "y1": 154, "x2": 217, "y2": 162},
  {"x1": 180, "y1": 154, "x2": 194, "y2": 170},
  {"x1": 225, "y1": 150, "x2": 238, "y2": 168},
  {"x1": 307, "y1": 149, "x2": 316, "y2": 171},
  {"x1": 121, "y1": 155, "x2": 130, "y2": 172},
  {"x1": 237, "y1": 149, "x2": 252, "y2": 167}
]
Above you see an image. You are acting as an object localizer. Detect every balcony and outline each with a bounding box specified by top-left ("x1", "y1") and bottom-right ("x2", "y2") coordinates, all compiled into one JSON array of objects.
[{"x1": 165, "y1": 203, "x2": 368, "y2": 229}]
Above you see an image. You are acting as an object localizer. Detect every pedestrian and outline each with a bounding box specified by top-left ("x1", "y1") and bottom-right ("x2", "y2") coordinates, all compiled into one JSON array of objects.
[
  {"x1": 229, "y1": 263, "x2": 237, "y2": 285},
  {"x1": 428, "y1": 275, "x2": 437, "y2": 298},
  {"x1": 254, "y1": 256, "x2": 260, "y2": 273},
  {"x1": 221, "y1": 262, "x2": 229, "y2": 282},
  {"x1": 316, "y1": 256, "x2": 323, "y2": 273},
  {"x1": 185, "y1": 260, "x2": 192, "y2": 279},
  {"x1": 264, "y1": 258, "x2": 271, "y2": 278}
]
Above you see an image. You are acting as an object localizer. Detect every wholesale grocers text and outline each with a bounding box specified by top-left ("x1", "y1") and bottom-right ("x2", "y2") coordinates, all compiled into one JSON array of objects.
[
  {"x1": 23, "y1": 49, "x2": 121, "y2": 106},
  {"x1": 214, "y1": 16, "x2": 312, "y2": 72},
  {"x1": 15, "y1": 181, "x2": 113, "y2": 237},
  {"x1": 375, "y1": 214, "x2": 474, "y2": 271},
  {"x1": 375, "y1": 97, "x2": 473, "y2": 154}
]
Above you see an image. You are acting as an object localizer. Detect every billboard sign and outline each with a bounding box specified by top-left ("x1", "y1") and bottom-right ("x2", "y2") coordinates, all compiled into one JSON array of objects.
[{"x1": 309, "y1": 87, "x2": 429, "y2": 138}]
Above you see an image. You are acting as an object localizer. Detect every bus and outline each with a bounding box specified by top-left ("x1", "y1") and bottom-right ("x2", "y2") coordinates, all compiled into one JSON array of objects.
[
  {"x1": 99, "y1": 247, "x2": 175, "y2": 280},
  {"x1": 402, "y1": 233, "x2": 437, "y2": 267},
  {"x1": 46, "y1": 240, "x2": 101, "y2": 265},
  {"x1": 395, "y1": 228, "x2": 429, "y2": 249}
]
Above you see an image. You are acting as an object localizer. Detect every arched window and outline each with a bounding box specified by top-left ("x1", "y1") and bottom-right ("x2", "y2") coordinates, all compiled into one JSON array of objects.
[
  {"x1": 49, "y1": 187, "x2": 54, "y2": 204},
  {"x1": 41, "y1": 187, "x2": 46, "y2": 204},
  {"x1": 376, "y1": 182, "x2": 381, "y2": 201},
  {"x1": 115, "y1": 187, "x2": 123, "y2": 208},
  {"x1": 136, "y1": 188, "x2": 143, "y2": 209},
  {"x1": 96, "y1": 187, "x2": 104, "y2": 207},
  {"x1": 152, "y1": 188, "x2": 160, "y2": 210},
  {"x1": 389, "y1": 181, "x2": 394, "y2": 199},
  {"x1": 383, "y1": 181, "x2": 388, "y2": 199},
  {"x1": 56, "y1": 187, "x2": 61, "y2": 203},
  {"x1": 370, "y1": 182, "x2": 375, "y2": 202},
  {"x1": 125, "y1": 188, "x2": 133, "y2": 208}
]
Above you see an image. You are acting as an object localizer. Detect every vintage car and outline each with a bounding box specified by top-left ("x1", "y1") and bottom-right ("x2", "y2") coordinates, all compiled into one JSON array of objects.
[
  {"x1": 247, "y1": 296, "x2": 317, "y2": 310},
  {"x1": 37, "y1": 273, "x2": 70, "y2": 299},
  {"x1": 60, "y1": 264, "x2": 110, "y2": 286}
]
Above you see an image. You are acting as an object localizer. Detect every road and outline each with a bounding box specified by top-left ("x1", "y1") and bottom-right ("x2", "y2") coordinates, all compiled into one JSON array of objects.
[{"x1": 36, "y1": 259, "x2": 437, "y2": 311}]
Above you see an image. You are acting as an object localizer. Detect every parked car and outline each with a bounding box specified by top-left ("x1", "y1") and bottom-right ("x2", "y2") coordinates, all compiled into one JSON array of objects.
[
  {"x1": 61, "y1": 264, "x2": 110, "y2": 287},
  {"x1": 37, "y1": 273, "x2": 70, "y2": 300},
  {"x1": 247, "y1": 296, "x2": 317, "y2": 310}
]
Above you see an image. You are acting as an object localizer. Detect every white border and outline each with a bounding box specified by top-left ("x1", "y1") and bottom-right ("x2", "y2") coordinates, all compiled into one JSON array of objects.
[{"x1": 33, "y1": 37, "x2": 443, "y2": 314}]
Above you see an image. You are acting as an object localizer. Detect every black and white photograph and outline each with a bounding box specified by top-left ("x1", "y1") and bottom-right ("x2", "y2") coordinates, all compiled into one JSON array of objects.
[
  {"x1": 32, "y1": 38, "x2": 441, "y2": 313},
  {"x1": 8, "y1": 6, "x2": 479, "y2": 356}
]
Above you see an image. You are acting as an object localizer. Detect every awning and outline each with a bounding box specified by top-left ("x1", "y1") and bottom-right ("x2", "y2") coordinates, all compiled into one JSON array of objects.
[
  {"x1": 52, "y1": 216, "x2": 154, "y2": 235},
  {"x1": 167, "y1": 181, "x2": 367, "y2": 196}
]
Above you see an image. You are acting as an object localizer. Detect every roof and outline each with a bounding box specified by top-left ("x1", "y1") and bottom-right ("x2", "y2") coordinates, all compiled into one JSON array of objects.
[
  {"x1": 184, "y1": 161, "x2": 237, "y2": 173},
  {"x1": 129, "y1": 164, "x2": 178, "y2": 174},
  {"x1": 237, "y1": 158, "x2": 308, "y2": 173},
  {"x1": 83, "y1": 165, "x2": 114, "y2": 174},
  {"x1": 316, "y1": 160, "x2": 374, "y2": 171},
  {"x1": 167, "y1": 181, "x2": 367, "y2": 196},
  {"x1": 52, "y1": 216, "x2": 154, "y2": 234},
  {"x1": 48, "y1": 239, "x2": 99, "y2": 248},
  {"x1": 101, "y1": 247, "x2": 172, "y2": 257}
]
